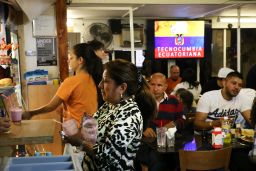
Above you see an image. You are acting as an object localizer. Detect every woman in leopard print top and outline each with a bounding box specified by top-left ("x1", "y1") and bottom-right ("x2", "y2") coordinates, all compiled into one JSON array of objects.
[
  {"x1": 93, "y1": 98, "x2": 142, "y2": 170},
  {"x1": 81, "y1": 59, "x2": 156, "y2": 170}
]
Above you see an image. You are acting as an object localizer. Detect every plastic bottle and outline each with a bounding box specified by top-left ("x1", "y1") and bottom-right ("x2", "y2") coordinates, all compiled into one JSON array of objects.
[{"x1": 222, "y1": 116, "x2": 232, "y2": 144}]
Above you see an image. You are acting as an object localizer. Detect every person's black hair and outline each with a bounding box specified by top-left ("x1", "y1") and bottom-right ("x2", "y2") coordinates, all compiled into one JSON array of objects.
[
  {"x1": 226, "y1": 71, "x2": 243, "y2": 80},
  {"x1": 73, "y1": 43, "x2": 103, "y2": 86},
  {"x1": 175, "y1": 88, "x2": 194, "y2": 112},
  {"x1": 105, "y1": 59, "x2": 157, "y2": 130},
  {"x1": 73, "y1": 43, "x2": 104, "y2": 107},
  {"x1": 87, "y1": 39, "x2": 105, "y2": 51},
  {"x1": 181, "y1": 68, "x2": 199, "y2": 88},
  {"x1": 141, "y1": 58, "x2": 152, "y2": 80}
]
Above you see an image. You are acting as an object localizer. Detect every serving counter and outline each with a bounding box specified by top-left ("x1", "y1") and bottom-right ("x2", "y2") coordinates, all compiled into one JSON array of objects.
[{"x1": 0, "y1": 119, "x2": 55, "y2": 157}]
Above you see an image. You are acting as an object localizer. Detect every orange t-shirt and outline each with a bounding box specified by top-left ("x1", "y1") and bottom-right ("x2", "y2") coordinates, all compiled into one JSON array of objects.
[
  {"x1": 56, "y1": 72, "x2": 97, "y2": 126},
  {"x1": 166, "y1": 77, "x2": 182, "y2": 95}
]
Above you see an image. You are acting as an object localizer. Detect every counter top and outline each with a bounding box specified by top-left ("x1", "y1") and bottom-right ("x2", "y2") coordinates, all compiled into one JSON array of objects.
[{"x1": 0, "y1": 119, "x2": 55, "y2": 146}]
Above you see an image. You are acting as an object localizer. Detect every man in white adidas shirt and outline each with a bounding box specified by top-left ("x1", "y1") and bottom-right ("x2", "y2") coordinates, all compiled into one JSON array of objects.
[{"x1": 194, "y1": 71, "x2": 252, "y2": 130}]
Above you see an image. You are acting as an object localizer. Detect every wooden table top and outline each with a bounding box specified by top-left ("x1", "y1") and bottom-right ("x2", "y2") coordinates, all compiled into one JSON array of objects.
[{"x1": 0, "y1": 119, "x2": 56, "y2": 146}]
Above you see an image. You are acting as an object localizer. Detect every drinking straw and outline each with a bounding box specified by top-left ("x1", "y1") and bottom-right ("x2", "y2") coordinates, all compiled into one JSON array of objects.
[
  {"x1": 53, "y1": 119, "x2": 62, "y2": 125},
  {"x1": 2, "y1": 94, "x2": 14, "y2": 109},
  {"x1": 1, "y1": 94, "x2": 11, "y2": 117},
  {"x1": 20, "y1": 94, "x2": 28, "y2": 111}
]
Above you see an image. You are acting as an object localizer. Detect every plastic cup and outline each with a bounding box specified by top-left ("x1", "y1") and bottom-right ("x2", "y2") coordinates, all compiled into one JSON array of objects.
[
  {"x1": 81, "y1": 116, "x2": 98, "y2": 144},
  {"x1": 62, "y1": 119, "x2": 79, "y2": 136},
  {"x1": 46, "y1": 152, "x2": 52, "y2": 156},
  {"x1": 10, "y1": 106, "x2": 22, "y2": 124},
  {"x1": 156, "y1": 127, "x2": 167, "y2": 148},
  {"x1": 167, "y1": 136, "x2": 175, "y2": 147},
  {"x1": 53, "y1": 79, "x2": 59, "y2": 85},
  {"x1": 34, "y1": 152, "x2": 40, "y2": 156}
]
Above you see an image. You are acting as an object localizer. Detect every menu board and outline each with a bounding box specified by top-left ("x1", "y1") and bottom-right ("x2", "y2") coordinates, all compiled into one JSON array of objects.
[{"x1": 36, "y1": 37, "x2": 57, "y2": 66}]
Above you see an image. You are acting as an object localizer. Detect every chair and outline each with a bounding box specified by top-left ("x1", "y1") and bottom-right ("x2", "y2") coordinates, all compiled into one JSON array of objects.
[{"x1": 179, "y1": 146, "x2": 232, "y2": 171}]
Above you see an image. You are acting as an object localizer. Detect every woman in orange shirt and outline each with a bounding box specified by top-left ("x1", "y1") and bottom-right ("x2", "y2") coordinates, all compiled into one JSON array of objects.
[{"x1": 22, "y1": 43, "x2": 103, "y2": 126}]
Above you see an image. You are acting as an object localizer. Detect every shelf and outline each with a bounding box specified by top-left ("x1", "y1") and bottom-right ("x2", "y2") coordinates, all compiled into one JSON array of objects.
[{"x1": 121, "y1": 27, "x2": 144, "y2": 47}]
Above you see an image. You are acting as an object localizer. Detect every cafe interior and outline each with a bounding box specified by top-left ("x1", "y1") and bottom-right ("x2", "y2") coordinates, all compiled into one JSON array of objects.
[{"x1": 0, "y1": 0, "x2": 256, "y2": 170}]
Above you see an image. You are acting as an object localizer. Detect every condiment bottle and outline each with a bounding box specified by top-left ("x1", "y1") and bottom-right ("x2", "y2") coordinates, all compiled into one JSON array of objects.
[{"x1": 212, "y1": 127, "x2": 223, "y2": 149}]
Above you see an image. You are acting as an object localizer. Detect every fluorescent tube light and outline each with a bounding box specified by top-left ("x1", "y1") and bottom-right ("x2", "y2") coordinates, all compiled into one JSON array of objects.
[
  {"x1": 219, "y1": 17, "x2": 256, "y2": 23},
  {"x1": 67, "y1": 19, "x2": 74, "y2": 27}
]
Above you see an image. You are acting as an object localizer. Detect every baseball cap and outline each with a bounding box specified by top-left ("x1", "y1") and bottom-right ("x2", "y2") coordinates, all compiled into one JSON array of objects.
[{"x1": 217, "y1": 67, "x2": 234, "y2": 78}]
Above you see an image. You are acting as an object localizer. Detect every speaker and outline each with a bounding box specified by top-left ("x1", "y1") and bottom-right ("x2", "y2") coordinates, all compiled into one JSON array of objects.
[{"x1": 109, "y1": 19, "x2": 121, "y2": 34}]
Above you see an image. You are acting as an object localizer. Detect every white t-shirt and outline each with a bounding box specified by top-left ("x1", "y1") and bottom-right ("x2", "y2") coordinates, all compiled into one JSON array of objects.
[
  {"x1": 196, "y1": 89, "x2": 251, "y2": 121},
  {"x1": 235, "y1": 88, "x2": 256, "y2": 127},
  {"x1": 172, "y1": 82, "x2": 202, "y2": 101}
]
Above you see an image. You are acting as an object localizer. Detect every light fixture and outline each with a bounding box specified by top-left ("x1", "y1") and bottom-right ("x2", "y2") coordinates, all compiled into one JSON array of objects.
[
  {"x1": 219, "y1": 17, "x2": 256, "y2": 23},
  {"x1": 67, "y1": 19, "x2": 74, "y2": 27}
]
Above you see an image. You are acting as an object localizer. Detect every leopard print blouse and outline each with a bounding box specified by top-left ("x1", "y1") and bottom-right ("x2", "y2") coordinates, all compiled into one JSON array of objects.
[{"x1": 93, "y1": 98, "x2": 143, "y2": 170}]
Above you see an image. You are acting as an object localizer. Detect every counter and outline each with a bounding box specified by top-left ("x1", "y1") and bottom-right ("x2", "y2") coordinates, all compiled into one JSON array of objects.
[{"x1": 0, "y1": 119, "x2": 55, "y2": 156}]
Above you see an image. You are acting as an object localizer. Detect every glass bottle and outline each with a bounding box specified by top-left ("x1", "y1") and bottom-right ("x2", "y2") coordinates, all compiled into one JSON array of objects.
[
  {"x1": 222, "y1": 116, "x2": 231, "y2": 144},
  {"x1": 235, "y1": 123, "x2": 242, "y2": 139}
]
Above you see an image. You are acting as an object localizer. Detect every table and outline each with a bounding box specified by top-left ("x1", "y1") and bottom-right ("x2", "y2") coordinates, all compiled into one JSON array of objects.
[
  {"x1": 0, "y1": 119, "x2": 55, "y2": 156},
  {"x1": 140, "y1": 131, "x2": 255, "y2": 171}
]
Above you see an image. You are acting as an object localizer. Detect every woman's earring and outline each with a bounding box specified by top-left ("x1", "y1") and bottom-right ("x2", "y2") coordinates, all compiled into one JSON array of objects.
[{"x1": 120, "y1": 93, "x2": 123, "y2": 99}]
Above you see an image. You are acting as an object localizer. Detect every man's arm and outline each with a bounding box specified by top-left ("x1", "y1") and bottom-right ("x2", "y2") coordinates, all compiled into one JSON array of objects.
[
  {"x1": 194, "y1": 112, "x2": 221, "y2": 130},
  {"x1": 143, "y1": 128, "x2": 156, "y2": 137},
  {"x1": 241, "y1": 109, "x2": 252, "y2": 127}
]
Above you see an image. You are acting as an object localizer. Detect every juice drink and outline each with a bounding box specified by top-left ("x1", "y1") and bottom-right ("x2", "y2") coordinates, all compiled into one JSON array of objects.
[
  {"x1": 222, "y1": 117, "x2": 231, "y2": 144},
  {"x1": 10, "y1": 107, "x2": 22, "y2": 123}
]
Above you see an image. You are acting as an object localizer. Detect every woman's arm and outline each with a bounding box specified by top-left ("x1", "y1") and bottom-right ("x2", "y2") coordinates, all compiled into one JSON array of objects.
[{"x1": 23, "y1": 95, "x2": 63, "y2": 119}]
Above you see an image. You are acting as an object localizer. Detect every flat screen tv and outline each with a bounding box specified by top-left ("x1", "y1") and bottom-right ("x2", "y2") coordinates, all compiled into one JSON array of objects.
[{"x1": 154, "y1": 21, "x2": 205, "y2": 59}]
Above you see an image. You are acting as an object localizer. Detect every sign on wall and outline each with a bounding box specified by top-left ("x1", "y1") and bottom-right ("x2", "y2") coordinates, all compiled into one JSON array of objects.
[
  {"x1": 36, "y1": 37, "x2": 57, "y2": 66},
  {"x1": 32, "y1": 15, "x2": 56, "y2": 37}
]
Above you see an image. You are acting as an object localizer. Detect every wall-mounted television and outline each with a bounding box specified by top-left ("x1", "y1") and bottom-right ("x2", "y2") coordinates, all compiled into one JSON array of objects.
[{"x1": 154, "y1": 21, "x2": 205, "y2": 59}]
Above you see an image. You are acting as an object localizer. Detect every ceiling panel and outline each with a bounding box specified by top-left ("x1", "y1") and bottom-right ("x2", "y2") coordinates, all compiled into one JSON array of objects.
[
  {"x1": 133, "y1": 4, "x2": 236, "y2": 19},
  {"x1": 67, "y1": 2, "x2": 256, "y2": 20}
]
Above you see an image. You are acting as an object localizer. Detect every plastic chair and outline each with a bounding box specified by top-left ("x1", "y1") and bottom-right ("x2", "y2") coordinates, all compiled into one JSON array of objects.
[{"x1": 179, "y1": 146, "x2": 232, "y2": 171}]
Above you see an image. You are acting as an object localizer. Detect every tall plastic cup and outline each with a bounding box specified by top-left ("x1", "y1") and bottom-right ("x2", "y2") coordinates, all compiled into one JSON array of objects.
[
  {"x1": 62, "y1": 119, "x2": 79, "y2": 136},
  {"x1": 10, "y1": 106, "x2": 22, "y2": 124},
  {"x1": 156, "y1": 127, "x2": 167, "y2": 148}
]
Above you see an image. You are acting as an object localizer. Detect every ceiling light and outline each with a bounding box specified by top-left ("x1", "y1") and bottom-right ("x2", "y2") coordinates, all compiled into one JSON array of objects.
[
  {"x1": 219, "y1": 17, "x2": 256, "y2": 23},
  {"x1": 67, "y1": 19, "x2": 74, "y2": 27}
]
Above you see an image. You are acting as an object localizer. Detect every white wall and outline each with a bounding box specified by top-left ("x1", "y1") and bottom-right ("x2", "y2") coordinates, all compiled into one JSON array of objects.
[
  {"x1": 19, "y1": 6, "x2": 59, "y2": 80},
  {"x1": 68, "y1": 18, "x2": 146, "y2": 50}
]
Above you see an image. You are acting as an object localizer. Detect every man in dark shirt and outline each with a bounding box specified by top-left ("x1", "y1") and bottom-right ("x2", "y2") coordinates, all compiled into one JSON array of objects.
[
  {"x1": 201, "y1": 67, "x2": 233, "y2": 94},
  {"x1": 246, "y1": 64, "x2": 256, "y2": 90},
  {"x1": 136, "y1": 73, "x2": 184, "y2": 171}
]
